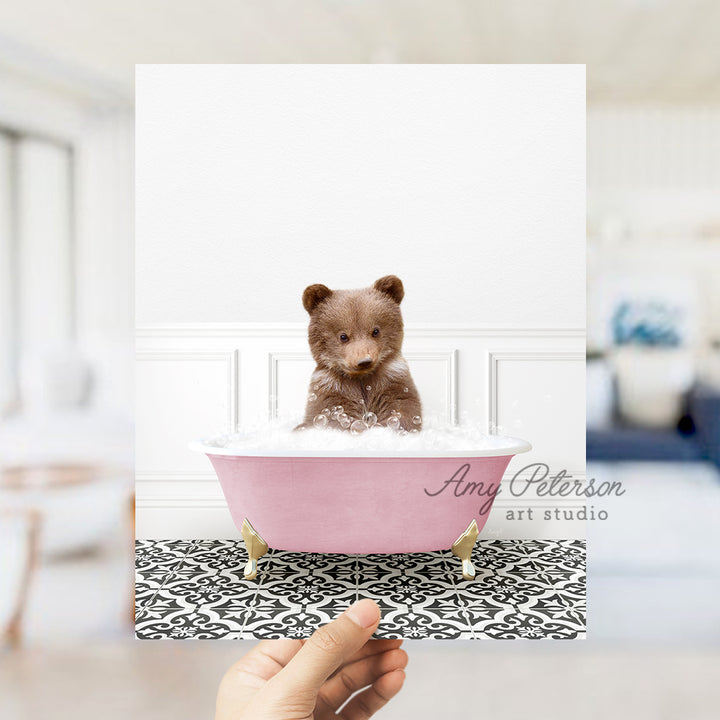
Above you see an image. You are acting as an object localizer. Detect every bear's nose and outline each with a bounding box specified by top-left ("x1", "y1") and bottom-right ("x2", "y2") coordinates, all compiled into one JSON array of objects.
[{"x1": 356, "y1": 357, "x2": 373, "y2": 370}]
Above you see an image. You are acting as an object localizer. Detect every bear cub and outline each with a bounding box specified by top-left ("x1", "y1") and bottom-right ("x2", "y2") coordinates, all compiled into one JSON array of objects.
[{"x1": 296, "y1": 275, "x2": 422, "y2": 433}]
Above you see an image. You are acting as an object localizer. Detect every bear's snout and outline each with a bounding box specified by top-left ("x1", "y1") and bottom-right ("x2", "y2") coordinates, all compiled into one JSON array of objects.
[{"x1": 344, "y1": 346, "x2": 377, "y2": 374}]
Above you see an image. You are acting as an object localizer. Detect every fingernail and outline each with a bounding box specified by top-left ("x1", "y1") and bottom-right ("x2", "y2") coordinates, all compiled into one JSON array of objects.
[{"x1": 345, "y1": 599, "x2": 380, "y2": 628}]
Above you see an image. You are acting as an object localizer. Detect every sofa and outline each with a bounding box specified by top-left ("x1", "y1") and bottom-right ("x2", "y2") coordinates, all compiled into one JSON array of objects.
[{"x1": 587, "y1": 383, "x2": 720, "y2": 468}]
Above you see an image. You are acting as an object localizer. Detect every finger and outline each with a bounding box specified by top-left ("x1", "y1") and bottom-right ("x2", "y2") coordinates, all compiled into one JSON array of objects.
[
  {"x1": 253, "y1": 639, "x2": 305, "y2": 670},
  {"x1": 329, "y1": 638, "x2": 404, "y2": 675},
  {"x1": 298, "y1": 636, "x2": 401, "y2": 661},
  {"x1": 226, "y1": 639, "x2": 303, "y2": 684},
  {"x1": 267, "y1": 599, "x2": 381, "y2": 698},
  {"x1": 216, "y1": 640, "x2": 304, "y2": 720},
  {"x1": 339, "y1": 669, "x2": 406, "y2": 720},
  {"x1": 318, "y1": 648, "x2": 408, "y2": 711}
]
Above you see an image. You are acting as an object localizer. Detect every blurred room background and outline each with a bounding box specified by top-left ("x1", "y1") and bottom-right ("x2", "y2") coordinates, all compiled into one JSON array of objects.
[{"x1": 1, "y1": 1, "x2": 719, "y2": 718}]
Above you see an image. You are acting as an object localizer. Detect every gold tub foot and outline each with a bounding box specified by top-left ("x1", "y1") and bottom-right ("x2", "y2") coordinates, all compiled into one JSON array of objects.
[
  {"x1": 241, "y1": 518, "x2": 269, "y2": 580},
  {"x1": 451, "y1": 519, "x2": 480, "y2": 581}
]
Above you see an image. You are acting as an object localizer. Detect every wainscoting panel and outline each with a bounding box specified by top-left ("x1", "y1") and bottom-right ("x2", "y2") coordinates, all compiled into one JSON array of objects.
[
  {"x1": 268, "y1": 350, "x2": 458, "y2": 424},
  {"x1": 135, "y1": 324, "x2": 585, "y2": 540},
  {"x1": 135, "y1": 350, "x2": 238, "y2": 476},
  {"x1": 269, "y1": 352, "x2": 316, "y2": 421},
  {"x1": 489, "y1": 351, "x2": 586, "y2": 474}
]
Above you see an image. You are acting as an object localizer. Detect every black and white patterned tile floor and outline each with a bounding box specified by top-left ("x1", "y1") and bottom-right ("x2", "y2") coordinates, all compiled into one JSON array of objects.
[{"x1": 135, "y1": 540, "x2": 585, "y2": 640}]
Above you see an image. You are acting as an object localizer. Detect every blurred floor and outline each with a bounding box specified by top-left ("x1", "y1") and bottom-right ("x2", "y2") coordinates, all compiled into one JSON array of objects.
[
  {"x1": 3, "y1": 459, "x2": 719, "y2": 718},
  {"x1": 19, "y1": 523, "x2": 132, "y2": 646},
  {"x1": 2, "y1": 639, "x2": 720, "y2": 719},
  {"x1": 588, "y1": 461, "x2": 720, "y2": 644}
]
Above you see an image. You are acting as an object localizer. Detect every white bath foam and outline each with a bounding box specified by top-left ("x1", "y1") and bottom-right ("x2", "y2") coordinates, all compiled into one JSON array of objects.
[{"x1": 197, "y1": 417, "x2": 531, "y2": 457}]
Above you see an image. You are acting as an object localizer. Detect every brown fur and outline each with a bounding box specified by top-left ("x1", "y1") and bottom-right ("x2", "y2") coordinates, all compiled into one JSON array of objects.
[{"x1": 296, "y1": 275, "x2": 422, "y2": 432}]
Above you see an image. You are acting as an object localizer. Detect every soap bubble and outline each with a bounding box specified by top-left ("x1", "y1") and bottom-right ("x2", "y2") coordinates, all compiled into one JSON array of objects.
[
  {"x1": 350, "y1": 419, "x2": 366, "y2": 435},
  {"x1": 308, "y1": 392, "x2": 317, "y2": 401},
  {"x1": 331, "y1": 405, "x2": 343, "y2": 420},
  {"x1": 404, "y1": 387, "x2": 409, "y2": 393},
  {"x1": 205, "y1": 416, "x2": 527, "y2": 454},
  {"x1": 390, "y1": 409, "x2": 401, "y2": 418},
  {"x1": 412, "y1": 415, "x2": 422, "y2": 425},
  {"x1": 386, "y1": 415, "x2": 400, "y2": 431},
  {"x1": 398, "y1": 429, "x2": 409, "y2": 436},
  {"x1": 322, "y1": 408, "x2": 330, "y2": 416},
  {"x1": 313, "y1": 414, "x2": 328, "y2": 429},
  {"x1": 362, "y1": 411, "x2": 378, "y2": 428},
  {"x1": 338, "y1": 413, "x2": 351, "y2": 429},
  {"x1": 366, "y1": 385, "x2": 372, "y2": 391}
]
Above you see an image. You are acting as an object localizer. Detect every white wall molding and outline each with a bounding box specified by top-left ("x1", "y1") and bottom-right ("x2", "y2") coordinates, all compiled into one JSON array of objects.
[
  {"x1": 487, "y1": 350, "x2": 586, "y2": 475},
  {"x1": 137, "y1": 322, "x2": 586, "y2": 340},
  {"x1": 268, "y1": 351, "x2": 315, "y2": 420},
  {"x1": 408, "y1": 350, "x2": 458, "y2": 424},
  {"x1": 136, "y1": 326, "x2": 585, "y2": 539},
  {"x1": 135, "y1": 473, "x2": 216, "y2": 483},
  {"x1": 267, "y1": 348, "x2": 459, "y2": 423},
  {"x1": 488, "y1": 351, "x2": 586, "y2": 431},
  {"x1": 136, "y1": 349, "x2": 239, "y2": 431},
  {"x1": 136, "y1": 493, "x2": 226, "y2": 510}
]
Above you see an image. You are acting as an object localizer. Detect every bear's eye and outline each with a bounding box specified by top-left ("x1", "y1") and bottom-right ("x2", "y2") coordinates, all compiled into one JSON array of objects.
[
  {"x1": 339, "y1": 333, "x2": 349, "y2": 343},
  {"x1": 372, "y1": 327, "x2": 380, "y2": 337}
]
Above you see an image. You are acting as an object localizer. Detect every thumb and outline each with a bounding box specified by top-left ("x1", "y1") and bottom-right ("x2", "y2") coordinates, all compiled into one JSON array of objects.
[{"x1": 268, "y1": 599, "x2": 381, "y2": 698}]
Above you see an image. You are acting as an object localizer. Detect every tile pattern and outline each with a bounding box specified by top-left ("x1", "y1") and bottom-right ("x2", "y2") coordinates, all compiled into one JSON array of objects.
[{"x1": 136, "y1": 540, "x2": 585, "y2": 640}]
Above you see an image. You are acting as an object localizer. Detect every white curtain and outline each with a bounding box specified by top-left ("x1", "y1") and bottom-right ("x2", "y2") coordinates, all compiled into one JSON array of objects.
[
  {"x1": 0, "y1": 133, "x2": 15, "y2": 414},
  {"x1": 0, "y1": 131, "x2": 74, "y2": 416},
  {"x1": 16, "y1": 137, "x2": 73, "y2": 356}
]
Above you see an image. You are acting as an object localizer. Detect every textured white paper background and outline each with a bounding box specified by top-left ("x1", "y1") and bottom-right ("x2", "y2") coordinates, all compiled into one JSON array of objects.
[{"x1": 136, "y1": 64, "x2": 585, "y2": 327}]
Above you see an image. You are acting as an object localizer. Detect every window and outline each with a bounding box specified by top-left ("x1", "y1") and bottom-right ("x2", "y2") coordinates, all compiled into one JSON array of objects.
[{"x1": 0, "y1": 128, "x2": 74, "y2": 415}]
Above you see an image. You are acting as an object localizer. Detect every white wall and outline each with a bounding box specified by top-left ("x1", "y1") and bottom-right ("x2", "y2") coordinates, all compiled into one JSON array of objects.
[
  {"x1": 136, "y1": 64, "x2": 585, "y2": 327},
  {"x1": 135, "y1": 65, "x2": 586, "y2": 540}
]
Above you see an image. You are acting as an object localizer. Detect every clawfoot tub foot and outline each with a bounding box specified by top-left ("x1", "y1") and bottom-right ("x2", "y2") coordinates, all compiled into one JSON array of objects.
[
  {"x1": 451, "y1": 519, "x2": 480, "y2": 581},
  {"x1": 241, "y1": 518, "x2": 269, "y2": 580}
]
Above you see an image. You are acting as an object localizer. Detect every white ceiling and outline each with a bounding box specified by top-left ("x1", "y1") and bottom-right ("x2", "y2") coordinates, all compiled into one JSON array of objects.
[{"x1": 0, "y1": 0, "x2": 719, "y2": 105}]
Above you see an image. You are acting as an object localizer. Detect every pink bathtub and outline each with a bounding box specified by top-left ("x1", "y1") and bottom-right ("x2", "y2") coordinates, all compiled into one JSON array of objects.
[{"x1": 190, "y1": 436, "x2": 531, "y2": 580}]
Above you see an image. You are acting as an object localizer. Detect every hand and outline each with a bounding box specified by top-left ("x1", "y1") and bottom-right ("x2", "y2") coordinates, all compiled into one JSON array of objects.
[{"x1": 216, "y1": 599, "x2": 407, "y2": 719}]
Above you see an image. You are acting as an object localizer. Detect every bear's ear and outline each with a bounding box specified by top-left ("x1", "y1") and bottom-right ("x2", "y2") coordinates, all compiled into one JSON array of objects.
[
  {"x1": 373, "y1": 275, "x2": 404, "y2": 304},
  {"x1": 302, "y1": 284, "x2": 333, "y2": 313}
]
